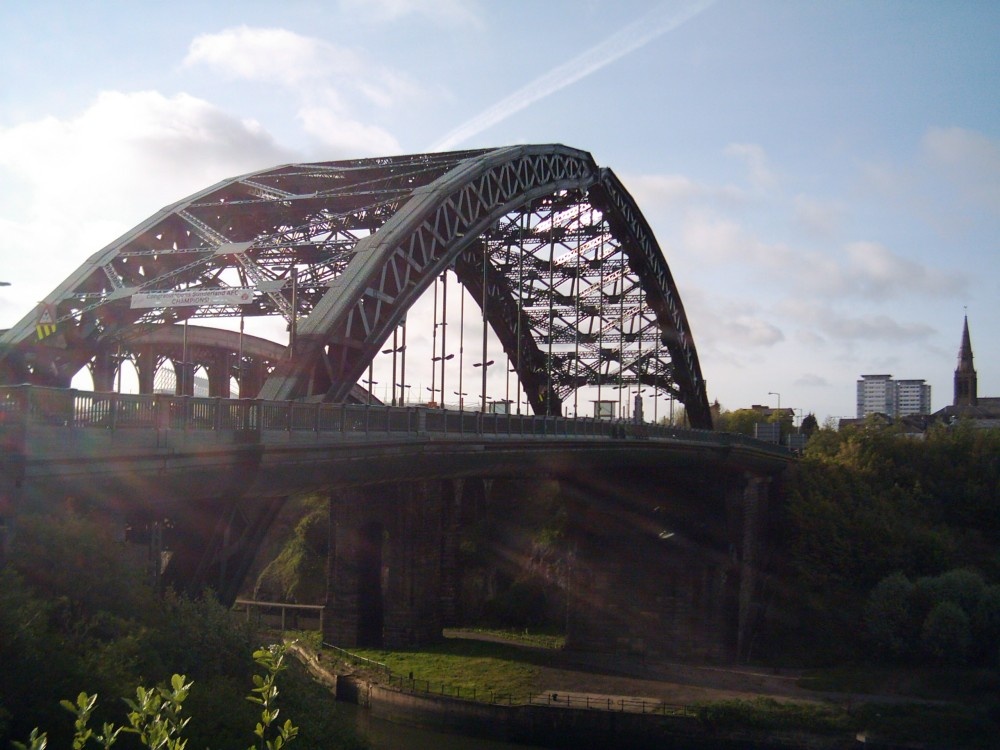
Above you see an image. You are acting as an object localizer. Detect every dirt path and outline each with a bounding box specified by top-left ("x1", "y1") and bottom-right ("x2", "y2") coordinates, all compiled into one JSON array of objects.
[{"x1": 442, "y1": 629, "x2": 918, "y2": 709}]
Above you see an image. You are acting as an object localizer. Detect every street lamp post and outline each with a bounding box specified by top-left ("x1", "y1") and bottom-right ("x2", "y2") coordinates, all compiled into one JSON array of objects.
[
  {"x1": 473, "y1": 359, "x2": 494, "y2": 412},
  {"x1": 432, "y1": 354, "x2": 454, "y2": 407},
  {"x1": 396, "y1": 383, "x2": 411, "y2": 405},
  {"x1": 768, "y1": 391, "x2": 781, "y2": 411},
  {"x1": 382, "y1": 334, "x2": 405, "y2": 406}
]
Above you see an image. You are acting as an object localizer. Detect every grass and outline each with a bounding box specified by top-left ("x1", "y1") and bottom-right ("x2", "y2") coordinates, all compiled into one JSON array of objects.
[
  {"x1": 304, "y1": 629, "x2": 1000, "y2": 748},
  {"x1": 335, "y1": 633, "x2": 562, "y2": 697},
  {"x1": 444, "y1": 627, "x2": 565, "y2": 650},
  {"x1": 694, "y1": 698, "x2": 853, "y2": 735},
  {"x1": 800, "y1": 663, "x2": 1000, "y2": 701}
]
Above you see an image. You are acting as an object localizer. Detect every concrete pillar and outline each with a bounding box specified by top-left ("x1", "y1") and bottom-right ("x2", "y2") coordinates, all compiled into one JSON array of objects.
[
  {"x1": 91, "y1": 351, "x2": 116, "y2": 392},
  {"x1": 134, "y1": 350, "x2": 158, "y2": 394},
  {"x1": 382, "y1": 480, "x2": 445, "y2": 647},
  {"x1": 239, "y1": 360, "x2": 266, "y2": 400},
  {"x1": 207, "y1": 355, "x2": 232, "y2": 398},
  {"x1": 324, "y1": 488, "x2": 369, "y2": 648},
  {"x1": 736, "y1": 473, "x2": 770, "y2": 662},
  {"x1": 439, "y1": 479, "x2": 464, "y2": 627},
  {"x1": 323, "y1": 481, "x2": 448, "y2": 649},
  {"x1": 172, "y1": 358, "x2": 195, "y2": 397}
]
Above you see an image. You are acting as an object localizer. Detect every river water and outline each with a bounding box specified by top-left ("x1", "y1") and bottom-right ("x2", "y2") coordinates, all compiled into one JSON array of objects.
[{"x1": 338, "y1": 702, "x2": 551, "y2": 750}]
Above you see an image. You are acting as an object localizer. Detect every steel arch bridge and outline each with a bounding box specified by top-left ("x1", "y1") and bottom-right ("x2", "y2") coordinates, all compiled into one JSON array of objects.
[{"x1": 0, "y1": 144, "x2": 712, "y2": 428}]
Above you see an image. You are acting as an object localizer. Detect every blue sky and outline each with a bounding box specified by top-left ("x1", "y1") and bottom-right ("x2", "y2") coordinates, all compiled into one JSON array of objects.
[{"x1": 1, "y1": 0, "x2": 997, "y2": 422}]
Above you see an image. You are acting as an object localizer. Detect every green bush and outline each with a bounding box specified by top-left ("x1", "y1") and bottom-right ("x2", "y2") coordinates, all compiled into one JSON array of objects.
[
  {"x1": 13, "y1": 645, "x2": 298, "y2": 750},
  {"x1": 922, "y1": 601, "x2": 971, "y2": 665},
  {"x1": 0, "y1": 512, "x2": 364, "y2": 750},
  {"x1": 865, "y1": 572, "x2": 916, "y2": 659}
]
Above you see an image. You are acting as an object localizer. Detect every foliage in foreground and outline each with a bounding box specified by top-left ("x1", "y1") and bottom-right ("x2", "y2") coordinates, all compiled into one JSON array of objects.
[
  {"x1": 0, "y1": 511, "x2": 365, "y2": 750},
  {"x1": 13, "y1": 645, "x2": 297, "y2": 750}
]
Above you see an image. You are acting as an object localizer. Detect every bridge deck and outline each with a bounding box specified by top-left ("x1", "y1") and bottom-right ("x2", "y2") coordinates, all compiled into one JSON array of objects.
[{"x1": 1, "y1": 385, "x2": 791, "y2": 503}]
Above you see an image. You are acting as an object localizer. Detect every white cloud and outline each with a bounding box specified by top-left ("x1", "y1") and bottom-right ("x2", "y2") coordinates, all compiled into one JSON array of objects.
[
  {"x1": 298, "y1": 104, "x2": 401, "y2": 156},
  {"x1": 922, "y1": 126, "x2": 1000, "y2": 214},
  {"x1": 184, "y1": 26, "x2": 422, "y2": 110},
  {"x1": 795, "y1": 373, "x2": 831, "y2": 387},
  {"x1": 183, "y1": 26, "x2": 413, "y2": 156},
  {"x1": 338, "y1": 0, "x2": 485, "y2": 27},
  {"x1": 793, "y1": 194, "x2": 844, "y2": 236},
  {"x1": 725, "y1": 316, "x2": 785, "y2": 347},
  {"x1": 431, "y1": 0, "x2": 717, "y2": 151},
  {"x1": 0, "y1": 90, "x2": 292, "y2": 222},
  {"x1": 822, "y1": 313, "x2": 935, "y2": 342},
  {"x1": 184, "y1": 26, "x2": 357, "y2": 87},
  {"x1": 678, "y1": 214, "x2": 964, "y2": 300},
  {"x1": 842, "y1": 241, "x2": 965, "y2": 298},
  {"x1": 724, "y1": 142, "x2": 778, "y2": 190},
  {"x1": 0, "y1": 90, "x2": 295, "y2": 316},
  {"x1": 624, "y1": 173, "x2": 745, "y2": 209}
]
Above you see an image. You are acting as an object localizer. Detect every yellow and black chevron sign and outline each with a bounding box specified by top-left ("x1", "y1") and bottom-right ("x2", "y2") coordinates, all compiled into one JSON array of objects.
[{"x1": 36, "y1": 304, "x2": 57, "y2": 341}]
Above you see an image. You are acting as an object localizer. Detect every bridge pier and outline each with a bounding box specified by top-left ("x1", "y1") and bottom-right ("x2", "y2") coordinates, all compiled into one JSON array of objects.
[
  {"x1": 324, "y1": 480, "x2": 454, "y2": 649},
  {"x1": 730, "y1": 473, "x2": 771, "y2": 663},
  {"x1": 134, "y1": 349, "x2": 159, "y2": 394},
  {"x1": 207, "y1": 355, "x2": 232, "y2": 398},
  {"x1": 90, "y1": 350, "x2": 117, "y2": 392},
  {"x1": 561, "y1": 467, "x2": 774, "y2": 663}
]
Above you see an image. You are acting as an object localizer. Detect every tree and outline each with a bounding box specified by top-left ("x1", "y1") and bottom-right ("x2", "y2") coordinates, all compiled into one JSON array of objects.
[
  {"x1": 800, "y1": 413, "x2": 819, "y2": 438},
  {"x1": 865, "y1": 573, "x2": 916, "y2": 659},
  {"x1": 921, "y1": 601, "x2": 971, "y2": 665},
  {"x1": 715, "y1": 408, "x2": 764, "y2": 437}
]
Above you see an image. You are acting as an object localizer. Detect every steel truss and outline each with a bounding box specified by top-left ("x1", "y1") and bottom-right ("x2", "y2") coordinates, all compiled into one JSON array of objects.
[{"x1": 0, "y1": 144, "x2": 711, "y2": 428}]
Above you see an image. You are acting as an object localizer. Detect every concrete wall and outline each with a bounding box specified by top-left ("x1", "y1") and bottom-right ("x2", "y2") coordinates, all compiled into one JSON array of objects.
[{"x1": 336, "y1": 675, "x2": 850, "y2": 750}]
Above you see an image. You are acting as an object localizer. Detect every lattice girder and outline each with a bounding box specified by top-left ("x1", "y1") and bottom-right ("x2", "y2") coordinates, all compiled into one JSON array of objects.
[{"x1": 0, "y1": 144, "x2": 710, "y2": 428}]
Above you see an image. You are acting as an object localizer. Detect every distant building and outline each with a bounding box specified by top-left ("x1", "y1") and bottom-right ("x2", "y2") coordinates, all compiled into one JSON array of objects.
[
  {"x1": 857, "y1": 374, "x2": 894, "y2": 418},
  {"x1": 954, "y1": 315, "x2": 978, "y2": 407},
  {"x1": 895, "y1": 379, "x2": 932, "y2": 417},
  {"x1": 932, "y1": 316, "x2": 1000, "y2": 428},
  {"x1": 856, "y1": 374, "x2": 931, "y2": 419}
]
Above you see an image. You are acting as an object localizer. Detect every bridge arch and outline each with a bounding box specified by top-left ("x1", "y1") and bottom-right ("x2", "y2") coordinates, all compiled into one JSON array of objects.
[{"x1": 0, "y1": 144, "x2": 711, "y2": 427}]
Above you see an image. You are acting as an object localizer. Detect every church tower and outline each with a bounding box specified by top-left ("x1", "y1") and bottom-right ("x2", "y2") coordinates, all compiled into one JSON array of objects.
[{"x1": 954, "y1": 315, "x2": 978, "y2": 407}]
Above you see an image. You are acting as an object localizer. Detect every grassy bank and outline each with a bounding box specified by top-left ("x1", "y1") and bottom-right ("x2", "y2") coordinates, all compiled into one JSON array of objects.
[
  {"x1": 303, "y1": 629, "x2": 1000, "y2": 748},
  {"x1": 328, "y1": 629, "x2": 562, "y2": 698}
]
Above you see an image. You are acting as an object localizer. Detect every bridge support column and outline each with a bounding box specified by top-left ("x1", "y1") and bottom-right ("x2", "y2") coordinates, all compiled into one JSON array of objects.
[
  {"x1": 382, "y1": 480, "x2": 445, "y2": 648},
  {"x1": 238, "y1": 360, "x2": 267, "y2": 400},
  {"x1": 91, "y1": 351, "x2": 117, "y2": 392},
  {"x1": 323, "y1": 481, "x2": 448, "y2": 649},
  {"x1": 560, "y1": 471, "x2": 747, "y2": 663},
  {"x1": 731, "y1": 473, "x2": 771, "y2": 663},
  {"x1": 134, "y1": 350, "x2": 158, "y2": 394},
  {"x1": 439, "y1": 479, "x2": 464, "y2": 627},
  {"x1": 324, "y1": 488, "x2": 371, "y2": 648},
  {"x1": 207, "y1": 355, "x2": 232, "y2": 398}
]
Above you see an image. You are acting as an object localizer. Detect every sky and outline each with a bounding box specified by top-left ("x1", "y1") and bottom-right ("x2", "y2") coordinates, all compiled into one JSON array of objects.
[{"x1": 0, "y1": 0, "x2": 998, "y2": 423}]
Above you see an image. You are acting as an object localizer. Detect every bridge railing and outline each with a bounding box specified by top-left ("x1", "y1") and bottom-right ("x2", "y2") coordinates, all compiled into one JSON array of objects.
[{"x1": 0, "y1": 384, "x2": 791, "y2": 457}]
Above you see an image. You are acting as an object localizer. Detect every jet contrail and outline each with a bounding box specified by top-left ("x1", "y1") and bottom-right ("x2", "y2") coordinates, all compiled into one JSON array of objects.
[{"x1": 430, "y1": 0, "x2": 717, "y2": 152}]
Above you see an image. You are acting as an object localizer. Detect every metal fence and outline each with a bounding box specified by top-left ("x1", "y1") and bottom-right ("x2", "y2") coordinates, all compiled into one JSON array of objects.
[
  {"x1": 0, "y1": 384, "x2": 790, "y2": 457},
  {"x1": 233, "y1": 599, "x2": 325, "y2": 632},
  {"x1": 322, "y1": 640, "x2": 694, "y2": 716}
]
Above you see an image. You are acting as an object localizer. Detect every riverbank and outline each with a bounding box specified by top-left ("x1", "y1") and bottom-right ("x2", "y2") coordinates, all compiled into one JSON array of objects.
[{"x1": 287, "y1": 633, "x2": 968, "y2": 749}]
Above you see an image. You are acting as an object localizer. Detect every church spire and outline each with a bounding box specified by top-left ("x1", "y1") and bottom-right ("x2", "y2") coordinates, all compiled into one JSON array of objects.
[{"x1": 954, "y1": 315, "x2": 977, "y2": 407}]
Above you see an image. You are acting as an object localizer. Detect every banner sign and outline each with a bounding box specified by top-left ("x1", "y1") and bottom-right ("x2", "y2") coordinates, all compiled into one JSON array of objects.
[{"x1": 131, "y1": 288, "x2": 255, "y2": 309}]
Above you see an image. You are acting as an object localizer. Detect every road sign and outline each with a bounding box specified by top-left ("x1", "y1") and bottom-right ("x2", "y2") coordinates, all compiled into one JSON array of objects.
[{"x1": 36, "y1": 303, "x2": 57, "y2": 340}]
